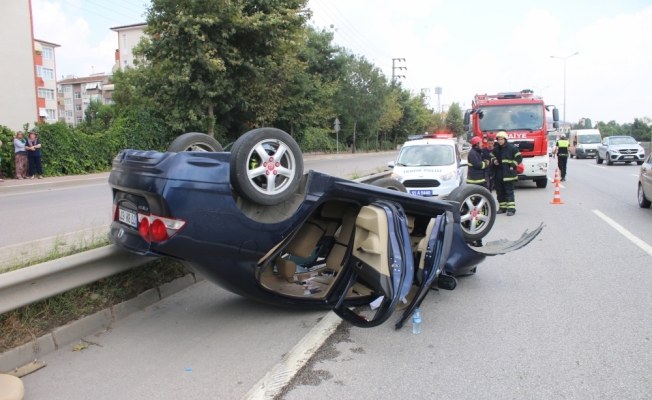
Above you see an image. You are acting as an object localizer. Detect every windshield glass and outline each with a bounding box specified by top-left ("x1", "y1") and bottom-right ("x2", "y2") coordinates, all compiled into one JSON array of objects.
[
  {"x1": 397, "y1": 145, "x2": 455, "y2": 167},
  {"x1": 478, "y1": 104, "x2": 544, "y2": 132},
  {"x1": 609, "y1": 137, "x2": 637, "y2": 145},
  {"x1": 578, "y1": 134, "x2": 601, "y2": 144}
]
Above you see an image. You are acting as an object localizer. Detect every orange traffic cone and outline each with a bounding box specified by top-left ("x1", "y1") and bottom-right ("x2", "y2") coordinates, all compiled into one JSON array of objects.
[{"x1": 550, "y1": 168, "x2": 564, "y2": 204}]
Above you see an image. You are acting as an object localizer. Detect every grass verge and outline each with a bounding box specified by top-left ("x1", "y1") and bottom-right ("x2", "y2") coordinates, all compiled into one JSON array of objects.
[{"x1": 0, "y1": 257, "x2": 188, "y2": 353}]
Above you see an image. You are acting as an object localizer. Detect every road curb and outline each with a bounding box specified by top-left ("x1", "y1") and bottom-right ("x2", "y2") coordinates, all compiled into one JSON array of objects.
[
  {"x1": 0, "y1": 176, "x2": 109, "y2": 195},
  {"x1": 0, "y1": 273, "x2": 198, "y2": 373}
]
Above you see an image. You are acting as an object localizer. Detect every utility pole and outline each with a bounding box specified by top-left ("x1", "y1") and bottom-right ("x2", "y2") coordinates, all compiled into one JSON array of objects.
[
  {"x1": 551, "y1": 52, "x2": 579, "y2": 129},
  {"x1": 333, "y1": 117, "x2": 340, "y2": 154},
  {"x1": 392, "y1": 58, "x2": 406, "y2": 81}
]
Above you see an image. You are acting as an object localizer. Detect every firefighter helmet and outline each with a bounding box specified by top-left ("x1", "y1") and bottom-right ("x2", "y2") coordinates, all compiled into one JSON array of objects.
[
  {"x1": 470, "y1": 137, "x2": 482, "y2": 146},
  {"x1": 496, "y1": 131, "x2": 508, "y2": 140}
]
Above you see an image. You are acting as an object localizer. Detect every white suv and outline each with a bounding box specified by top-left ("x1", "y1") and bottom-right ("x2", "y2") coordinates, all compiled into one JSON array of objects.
[{"x1": 388, "y1": 137, "x2": 467, "y2": 198}]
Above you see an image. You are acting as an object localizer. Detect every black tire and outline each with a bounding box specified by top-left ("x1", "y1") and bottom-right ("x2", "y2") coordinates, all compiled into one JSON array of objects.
[
  {"x1": 637, "y1": 161, "x2": 644, "y2": 166},
  {"x1": 596, "y1": 154, "x2": 603, "y2": 164},
  {"x1": 229, "y1": 128, "x2": 303, "y2": 206},
  {"x1": 168, "y1": 132, "x2": 223, "y2": 152},
  {"x1": 607, "y1": 157, "x2": 614, "y2": 166},
  {"x1": 371, "y1": 178, "x2": 407, "y2": 192},
  {"x1": 447, "y1": 184, "x2": 496, "y2": 242},
  {"x1": 570, "y1": 154, "x2": 574, "y2": 158},
  {"x1": 535, "y1": 178, "x2": 548, "y2": 188},
  {"x1": 638, "y1": 184, "x2": 651, "y2": 208}
]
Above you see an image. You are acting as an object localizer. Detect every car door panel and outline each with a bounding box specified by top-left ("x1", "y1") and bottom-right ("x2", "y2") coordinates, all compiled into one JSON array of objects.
[{"x1": 333, "y1": 201, "x2": 413, "y2": 328}]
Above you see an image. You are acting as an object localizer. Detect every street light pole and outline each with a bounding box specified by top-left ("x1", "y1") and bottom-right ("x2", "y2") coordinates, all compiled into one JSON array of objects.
[{"x1": 550, "y1": 52, "x2": 579, "y2": 129}]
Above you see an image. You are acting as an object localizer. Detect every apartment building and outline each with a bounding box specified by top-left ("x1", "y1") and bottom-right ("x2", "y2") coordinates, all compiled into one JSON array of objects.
[
  {"x1": 35, "y1": 39, "x2": 61, "y2": 123},
  {"x1": 0, "y1": 0, "x2": 38, "y2": 131},
  {"x1": 57, "y1": 74, "x2": 110, "y2": 127},
  {"x1": 110, "y1": 23, "x2": 147, "y2": 71}
]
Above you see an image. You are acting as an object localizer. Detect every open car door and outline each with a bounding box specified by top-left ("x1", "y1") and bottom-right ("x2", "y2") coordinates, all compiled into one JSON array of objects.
[{"x1": 333, "y1": 202, "x2": 414, "y2": 328}]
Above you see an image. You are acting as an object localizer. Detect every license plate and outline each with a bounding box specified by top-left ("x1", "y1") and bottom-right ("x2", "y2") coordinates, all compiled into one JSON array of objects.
[
  {"x1": 119, "y1": 208, "x2": 138, "y2": 228},
  {"x1": 409, "y1": 190, "x2": 433, "y2": 196},
  {"x1": 624, "y1": 156, "x2": 634, "y2": 159}
]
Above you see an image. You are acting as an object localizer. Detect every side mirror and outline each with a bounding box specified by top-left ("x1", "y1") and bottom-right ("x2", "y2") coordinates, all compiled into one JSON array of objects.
[
  {"x1": 552, "y1": 108, "x2": 560, "y2": 122},
  {"x1": 464, "y1": 124, "x2": 470, "y2": 132},
  {"x1": 553, "y1": 121, "x2": 559, "y2": 129},
  {"x1": 459, "y1": 160, "x2": 468, "y2": 167},
  {"x1": 388, "y1": 161, "x2": 395, "y2": 168},
  {"x1": 463, "y1": 110, "x2": 471, "y2": 125}
]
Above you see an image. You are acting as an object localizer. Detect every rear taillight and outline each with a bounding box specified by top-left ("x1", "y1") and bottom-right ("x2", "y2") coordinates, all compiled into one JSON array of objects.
[{"x1": 137, "y1": 213, "x2": 185, "y2": 243}]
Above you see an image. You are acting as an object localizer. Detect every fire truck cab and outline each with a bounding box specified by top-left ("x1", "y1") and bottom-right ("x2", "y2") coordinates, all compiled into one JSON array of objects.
[{"x1": 463, "y1": 89, "x2": 560, "y2": 189}]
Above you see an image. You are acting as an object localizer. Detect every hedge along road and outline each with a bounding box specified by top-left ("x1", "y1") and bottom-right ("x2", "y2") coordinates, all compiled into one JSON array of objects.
[{"x1": 0, "y1": 151, "x2": 398, "y2": 266}]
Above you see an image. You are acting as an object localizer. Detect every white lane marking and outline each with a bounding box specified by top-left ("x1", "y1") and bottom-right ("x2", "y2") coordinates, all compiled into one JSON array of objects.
[
  {"x1": 242, "y1": 312, "x2": 342, "y2": 400},
  {"x1": 0, "y1": 183, "x2": 108, "y2": 197},
  {"x1": 588, "y1": 164, "x2": 606, "y2": 169},
  {"x1": 547, "y1": 176, "x2": 565, "y2": 188},
  {"x1": 593, "y1": 210, "x2": 652, "y2": 257}
]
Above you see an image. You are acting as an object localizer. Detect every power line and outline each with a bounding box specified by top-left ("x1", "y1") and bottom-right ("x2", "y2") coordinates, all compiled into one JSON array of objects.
[
  {"x1": 319, "y1": 0, "x2": 394, "y2": 60},
  {"x1": 81, "y1": 0, "x2": 142, "y2": 21},
  {"x1": 99, "y1": 0, "x2": 146, "y2": 16},
  {"x1": 57, "y1": 0, "x2": 126, "y2": 24}
]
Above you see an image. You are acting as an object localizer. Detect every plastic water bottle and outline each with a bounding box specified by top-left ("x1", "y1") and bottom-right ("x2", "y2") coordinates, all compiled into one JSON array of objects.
[{"x1": 412, "y1": 308, "x2": 422, "y2": 335}]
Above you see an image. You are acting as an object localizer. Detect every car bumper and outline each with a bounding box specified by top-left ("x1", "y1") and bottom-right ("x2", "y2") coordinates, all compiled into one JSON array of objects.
[
  {"x1": 404, "y1": 180, "x2": 459, "y2": 198},
  {"x1": 576, "y1": 148, "x2": 597, "y2": 158},
  {"x1": 608, "y1": 153, "x2": 645, "y2": 162}
]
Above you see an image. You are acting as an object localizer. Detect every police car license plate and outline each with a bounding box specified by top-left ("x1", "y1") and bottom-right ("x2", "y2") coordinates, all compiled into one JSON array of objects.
[
  {"x1": 409, "y1": 190, "x2": 433, "y2": 196},
  {"x1": 119, "y1": 208, "x2": 138, "y2": 228}
]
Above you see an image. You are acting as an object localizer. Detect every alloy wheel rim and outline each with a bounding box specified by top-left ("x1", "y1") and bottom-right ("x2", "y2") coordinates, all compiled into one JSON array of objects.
[
  {"x1": 458, "y1": 194, "x2": 492, "y2": 235},
  {"x1": 246, "y1": 139, "x2": 296, "y2": 195}
]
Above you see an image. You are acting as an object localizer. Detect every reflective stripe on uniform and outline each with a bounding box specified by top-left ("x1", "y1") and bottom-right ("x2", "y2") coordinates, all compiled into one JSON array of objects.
[{"x1": 467, "y1": 178, "x2": 486, "y2": 184}]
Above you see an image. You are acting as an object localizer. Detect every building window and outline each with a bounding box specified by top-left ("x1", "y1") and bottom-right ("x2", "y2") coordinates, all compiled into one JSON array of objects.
[
  {"x1": 38, "y1": 88, "x2": 55, "y2": 100},
  {"x1": 123, "y1": 34, "x2": 127, "y2": 48},
  {"x1": 42, "y1": 47, "x2": 53, "y2": 59},
  {"x1": 65, "y1": 110, "x2": 73, "y2": 117},
  {"x1": 123, "y1": 60, "x2": 128, "y2": 67},
  {"x1": 42, "y1": 68, "x2": 54, "y2": 80},
  {"x1": 46, "y1": 109, "x2": 56, "y2": 121},
  {"x1": 65, "y1": 98, "x2": 72, "y2": 105},
  {"x1": 74, "y1": 92, "x2": 81, "y2": 99},
  {"x1": 76, "y1": 117, "x2": 83, "y2": 124},
  {"x1": 64, "y1": 85, "x2": 72, "y2": 93},
  {"x1": 57, "y1": 84, "x2": 62, "y2": 92},
  {"x1": 75, "y1": 104, "x2": 82, "y2": 111}
]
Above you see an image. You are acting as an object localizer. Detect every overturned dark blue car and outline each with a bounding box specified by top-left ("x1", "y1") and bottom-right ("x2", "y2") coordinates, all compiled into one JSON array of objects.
[{"x1": 108, "y1": 128, "x2": 542, "y2": 329}]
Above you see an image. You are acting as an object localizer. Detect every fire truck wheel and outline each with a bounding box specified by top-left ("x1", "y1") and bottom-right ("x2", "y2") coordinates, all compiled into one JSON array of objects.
[{"x1": 447, "y1": 184, "x2": 496, "y2": 242}]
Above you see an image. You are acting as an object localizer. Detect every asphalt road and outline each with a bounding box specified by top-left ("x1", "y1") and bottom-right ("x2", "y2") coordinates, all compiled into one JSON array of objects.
[
  {"x1": 0, "y1": 151, "x2": 398, "y2": 250},
  {"x1": 19, "y1": 156, "x2": 652, "y2": 399}
]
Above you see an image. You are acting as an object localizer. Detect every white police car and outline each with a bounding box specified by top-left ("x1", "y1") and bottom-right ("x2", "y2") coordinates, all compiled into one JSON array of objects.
[{"x1": 388, "y1": 136, "x2": 467, "y2": 198}]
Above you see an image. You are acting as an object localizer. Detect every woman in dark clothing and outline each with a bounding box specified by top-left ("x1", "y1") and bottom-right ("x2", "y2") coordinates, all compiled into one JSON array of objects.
[
  {"x1": 26, "y1": 132, "x2": 43, "y2": 179},
  {"x1": 466, "y1": 136, "x2": 489, "y2": 189},
  {"x1": 13, "y1": 131, "x2": 28, "y2": 179}
]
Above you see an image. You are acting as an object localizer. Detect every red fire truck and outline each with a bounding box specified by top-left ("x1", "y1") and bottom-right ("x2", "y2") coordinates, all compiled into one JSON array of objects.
[{"x1": 463, "y1": 89, "x2": 559, "y2": 188}]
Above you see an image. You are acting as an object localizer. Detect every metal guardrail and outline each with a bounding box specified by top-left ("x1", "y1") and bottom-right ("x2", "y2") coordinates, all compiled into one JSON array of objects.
[
  {"x1": 0, "y1": 172, "x2": 390, "y2": 315},
  {"x1": 0, "y1": 246, "x2": 155, "y2": 315}
]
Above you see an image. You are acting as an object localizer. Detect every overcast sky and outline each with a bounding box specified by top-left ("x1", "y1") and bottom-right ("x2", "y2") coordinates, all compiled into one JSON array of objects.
[{"x1": 32, "y1": 0, "x2": 652, "y2": 124}]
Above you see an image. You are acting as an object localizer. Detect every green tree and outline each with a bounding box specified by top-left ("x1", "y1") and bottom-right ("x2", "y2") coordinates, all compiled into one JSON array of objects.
[
  {"x1": 445, "y1": 102, "x2": 464, "y2": 138},
  {"x1": 132, "y1": 0, "x2": 309, "y2": 137},
  {"x1": 335, "y1": 55, "x2": 388, "y2": 153}
]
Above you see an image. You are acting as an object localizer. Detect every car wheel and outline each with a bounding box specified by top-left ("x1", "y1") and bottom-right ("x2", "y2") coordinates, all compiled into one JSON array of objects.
[
  {"x1": 229, "y1": 128, "x2": 304, "y2": 206},
  {"x1": 607, "y1": 157, "x2": 613, "y2": 166},
  {"x1": 637, "y1": 161, "x2": 644, "y2": 166},
  {"x1": 535, "y1": 178, "x2": 548, "y2": 188},
  {"x1": 570, "y1": 154, "x2": 574, "y2": 158},
  {"x1": 638, "y1": 183, "x2": 651, "y2": 208},
  {"x1": 167, "y1": 132, "x2": 224, "y2": 152},
  {"x1": 447, "y1": 184, "x2": 496, "y2": 242},
  {"x1": 596, "y1": 154, "x2": 603, "y2": 164},
  {"x1": 370, "y1": 178, "x2": 407, "y2": 192}
]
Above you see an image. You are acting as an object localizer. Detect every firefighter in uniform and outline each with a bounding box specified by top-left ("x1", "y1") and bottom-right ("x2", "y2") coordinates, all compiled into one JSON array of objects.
[
  {"x1": 482, "y1": 136, "x2": 496, "y2": 192},
  {"x1": 492, "y1": 131, "x2": 522, "y2": 216},
  {"x1": 466, "y1": 136, "x2": 489, "y2": 188},
  {"x1": 555, "y1": 134, "x2": 570, "y2": 181}
]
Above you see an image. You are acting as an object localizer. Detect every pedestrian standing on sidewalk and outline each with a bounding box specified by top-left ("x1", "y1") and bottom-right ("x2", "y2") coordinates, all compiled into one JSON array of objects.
[
  {"x1": 555, "y1": 134, "x2": 570, "y2": 182},
  {"x1": 482, "y1": 136, "x2": 496, "y2": 192},
  {"x1": 492, "y1": 131, "x2": 522, "y2": 216},
  {"x1": 13, "y1": 131, "x2": 28, "y2": 179},
  {"x1": 26, "y1": 132, "x2": 43, "y2": 179}
]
